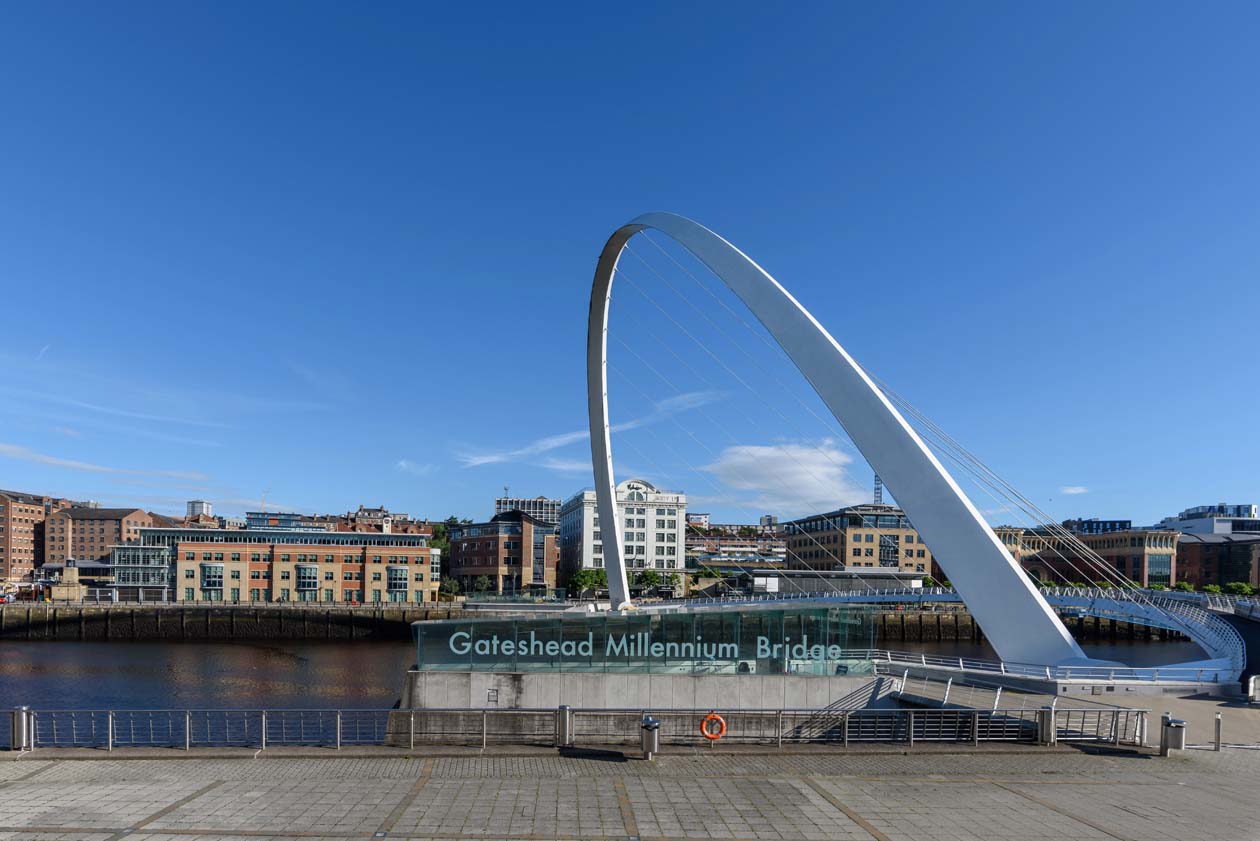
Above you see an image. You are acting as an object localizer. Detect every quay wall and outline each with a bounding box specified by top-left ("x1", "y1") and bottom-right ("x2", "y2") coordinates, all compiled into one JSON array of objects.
[
  {"x1": 0, "y1": 603, "x2": 1186, "y2": 643},
  {"x1": 0, "y1": 604, "x2": 459, "y2": 641}
]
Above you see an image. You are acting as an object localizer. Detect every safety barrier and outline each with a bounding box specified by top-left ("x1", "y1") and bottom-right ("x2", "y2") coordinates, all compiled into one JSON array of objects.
[{"x1": 4, "y1": 704, "x2": 1147, "y2": 751}]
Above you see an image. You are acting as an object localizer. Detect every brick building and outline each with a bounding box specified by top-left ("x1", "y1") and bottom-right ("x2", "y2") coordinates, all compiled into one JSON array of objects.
[
  {"x1": 784, "y1": 504, "x2": 935, "y2": 575},
  {"x1": 1005, "y1": 527, "x2": 1179, "y2": 588},
  {"x1": 0, "y1": 489, "x2": 71, "y2": 581},
  {"x1": 44, "y1": 507, "x2": 154, "y2": 564},
  {"x1": 1174, "y1": 533, "x2": 1260, "y2": 590},
  {"x1": 156, "y1": 526, "x2": 440, "y2": 604},
  {"x1": 449, "y1": 510, "x2": 559, "y2": 594}
]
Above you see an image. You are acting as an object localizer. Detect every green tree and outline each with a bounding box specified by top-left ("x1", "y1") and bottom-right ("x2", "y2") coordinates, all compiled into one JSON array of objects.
[
  {"x1": 922, "y1": 576, "x2": 939, "y2": 588},
  {"x1": 473, "y1": 575, "x2": 493, "y2": 593},
  {"x1": 1202, "y1": 584, "x2": 1223, "y2": 595},
  {"x1": 1223, "y1": 582, "x2": 1254, "y2": 596},
  {"x1": 1173, "y1": 581, "x2": 1195, "y2": 592},
  {"x1": 568, "y1": 568, "x2": 608, "y2": 595},
  {"x1": 635, "y1": 570, "x2": 662, "y2": 589},
  {"x1": 439, "y1": 577, "x2": 462, "y2": 596},
  {"x1": 1148, "y1": 583, "x2": 1168, "y2": 591}
]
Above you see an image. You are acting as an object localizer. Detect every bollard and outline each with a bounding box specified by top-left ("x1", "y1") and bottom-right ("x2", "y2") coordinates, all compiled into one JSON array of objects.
[
  {"x1": 640, "y1": 715, "x2": 660, "y2": 761},
  {"x1": 106, "y1": 711, "x2": 114, "y2": 752},
  {"x1": 184, "y1": 711, "x2": 191, "y2": 751},
  {"x1": 1215, "y1": 712, "x2": 1221, "y2": 752},
  {"x1": 556, "y1": 705, "x2": 573, "y2": 748},
  {"x1": 260, "y1": 711, "x2": 267, "y2": 750}
]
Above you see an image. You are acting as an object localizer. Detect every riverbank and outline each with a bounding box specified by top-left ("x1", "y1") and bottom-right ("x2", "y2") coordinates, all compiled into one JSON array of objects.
[{"x1": 0, "y1": 603, "x2": 1192, "y2": 644}]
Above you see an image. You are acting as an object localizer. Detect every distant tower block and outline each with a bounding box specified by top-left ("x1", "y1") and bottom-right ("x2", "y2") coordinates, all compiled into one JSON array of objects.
[
  {"x1": 187, "y1": 500, "x2": 213, "y2": 519},
  {"x1": 874, "y1": 475, "x2": 884, "y2": 505}
]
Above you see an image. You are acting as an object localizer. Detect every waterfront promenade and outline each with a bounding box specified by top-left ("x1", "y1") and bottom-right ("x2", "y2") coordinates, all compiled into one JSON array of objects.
[{"x1": 1, "y1": 746, "x2": 1255, "y2": 841}]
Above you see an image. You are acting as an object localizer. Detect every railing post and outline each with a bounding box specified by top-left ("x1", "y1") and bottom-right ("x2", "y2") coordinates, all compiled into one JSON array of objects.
[
  {"x1": 842, "y1": 711, "x2": 849, "y2": 748},
  {"x1": 906, "y1": 710, "x2": 914, "y2": 746},
  {"x1": 481, "y1": 710, "x2": 487, "y2": 750},
  {"x1": 776, "y1": 710, "x2": 783, "y2": 749},
  {"x1": 409, "y1": 711, "x2": 415, "y2": 750},
  {"x1": 942, "y1": 678, "x2": 952, "y2": 707},
  {"x1": 106, "y1": 711, "x2": 114, "y2": 752},
  {"x1": 972, "y1": 711, "x2": 980, "y2": 745},
  {"x1": 260, "y1": 711, "x2": 267, "y2": 750},
  {"x1": 1215, "y1": 712, "x2": 1222, "y2": 752},
  {"x1": 335, "y1": 711, "x2": 342, "y2": 750},
  {"x1": 184, "y1": 711, "x2": 191, "y2": 750}
]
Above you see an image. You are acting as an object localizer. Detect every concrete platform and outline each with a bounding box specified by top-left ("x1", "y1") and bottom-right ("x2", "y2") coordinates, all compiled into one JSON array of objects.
[{"x1": 1, "y1": 744, "x2": 1257, "y2": 840}]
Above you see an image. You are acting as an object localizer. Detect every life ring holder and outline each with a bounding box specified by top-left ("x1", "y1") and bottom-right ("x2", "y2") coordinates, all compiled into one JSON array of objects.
[{"x1": 700, "y1": 713, "x2": 726, "y2": 741}]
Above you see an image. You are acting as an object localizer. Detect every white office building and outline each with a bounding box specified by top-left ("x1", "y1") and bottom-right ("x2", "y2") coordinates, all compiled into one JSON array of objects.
[
  {"x1": 559, "y1": 479, "x2": 687, "y2": 574},
  {"x1": 1157, "y1": 503, "x2": 1260, "y2": 535}
]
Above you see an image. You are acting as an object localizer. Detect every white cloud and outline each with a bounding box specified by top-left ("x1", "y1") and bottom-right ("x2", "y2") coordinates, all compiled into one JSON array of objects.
[
  {"x1": 457, "y1": 390, "x2": 723, "y2": 467},
  {"x1": 702, "y1": 439, "x2": 867, "y2": 517},
  {"x1": 537, "y1": 457, "x2": 592, "y2": 473},
  {"x1": 0, "y1": 442, "x2": 207, "y2": 481},
  {"x1": 1059, "y1": 486, "x2": 1089, "y2": 495},
  {"x1": 396, "y1": 459, "x2": 436, "y2": 476}
]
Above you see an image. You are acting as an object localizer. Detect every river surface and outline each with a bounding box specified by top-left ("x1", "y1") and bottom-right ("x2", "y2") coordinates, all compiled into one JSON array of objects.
[{"x1": 0, "y1": 638, "x2": 1206, "y2": 710}]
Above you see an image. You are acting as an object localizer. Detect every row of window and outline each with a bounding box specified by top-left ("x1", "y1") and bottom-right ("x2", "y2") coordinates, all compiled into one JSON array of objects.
[
  {"x1": 183, "y1": 551, "x2": 432, "y2": 564},
  {"x1": 186, "y1": 568, "x2": 428, "y2": 582},
  {"x1": 184, "y1": 588, "x2": 425, "y2": 603}
]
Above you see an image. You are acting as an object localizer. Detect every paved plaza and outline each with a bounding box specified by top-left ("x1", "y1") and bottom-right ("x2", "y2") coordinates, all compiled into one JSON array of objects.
[{"x1": 1, "y1": 746, "x2": 1258, "y2": 841}]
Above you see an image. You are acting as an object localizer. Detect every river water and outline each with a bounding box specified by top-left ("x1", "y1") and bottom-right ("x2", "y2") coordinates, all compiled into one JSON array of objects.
[{"x1": 0, "y1": 638, "x2": 1206, "y2": 710}]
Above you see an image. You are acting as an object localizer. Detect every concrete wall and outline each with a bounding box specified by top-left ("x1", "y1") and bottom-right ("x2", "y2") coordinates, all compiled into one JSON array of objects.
[{"x1": 400, "y1": 669, "x2": 896, "y2": 710}]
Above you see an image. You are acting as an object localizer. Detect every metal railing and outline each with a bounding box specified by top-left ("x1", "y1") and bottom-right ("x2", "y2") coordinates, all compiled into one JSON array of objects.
[{"x1": 5, "y1": 704, "x2": 1146, "y2": 752}]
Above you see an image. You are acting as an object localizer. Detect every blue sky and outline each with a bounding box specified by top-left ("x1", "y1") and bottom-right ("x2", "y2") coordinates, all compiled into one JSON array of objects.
[{"x1": 0, "y1": 3, "x2": 1257, "y2": 526}]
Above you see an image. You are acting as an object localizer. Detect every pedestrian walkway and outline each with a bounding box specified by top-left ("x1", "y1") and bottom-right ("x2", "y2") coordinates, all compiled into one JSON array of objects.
[{"x1": 0, "y1": 746, "x2": 1255, "y2": 840}]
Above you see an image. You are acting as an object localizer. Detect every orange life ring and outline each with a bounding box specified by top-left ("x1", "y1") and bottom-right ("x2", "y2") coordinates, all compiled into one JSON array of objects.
[{"x1": 700, "y1": 713, "x2": 726, "y2": 740}]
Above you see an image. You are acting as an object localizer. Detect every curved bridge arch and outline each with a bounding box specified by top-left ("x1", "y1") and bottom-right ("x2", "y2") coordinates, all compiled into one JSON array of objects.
[{"x1": 587, "y1": 212, "x2": 1087, "y2": 667}]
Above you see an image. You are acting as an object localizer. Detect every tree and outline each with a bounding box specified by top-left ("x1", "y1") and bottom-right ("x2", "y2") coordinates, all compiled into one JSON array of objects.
[
  {"x1": 1173, "y1": 581, "x2": 1195, "y2": 592},
  {"x1": 1202, "y1": 584, "x2": 1223, "y2": 595},
  {"x1": 473, "y1": 575, "x2": 493, "y2": 593},
  {"x1": 568, "y1": 568, "x2": 607, "y2": 596},
  {"x1": 1223, "y1": 582, "x2": 1254, "y2": 597},
  {"x1": 439, "y1": 578, "x2": 462, "y2": 595},
  {"x1": 635, "y1": 570, "x2": 662, "y2": 589},
  {"x1": 922, "y1": 576, "x2": 938, "y2": 588},
  {"x1": 1148, "y1": 583, "x2": 1168, "y2": 591}
]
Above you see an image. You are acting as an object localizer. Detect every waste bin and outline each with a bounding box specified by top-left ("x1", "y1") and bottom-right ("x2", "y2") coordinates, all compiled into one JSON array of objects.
[
  {"x1": 640, "y1": 716, "x2": 660, "y2": 761},
  {"x1": 1160, "y1": 715, "x2": 1186, "y2": 755},
  {"x1": 9, "y1": 707, "x2": 29, "y2": 752},
  {"x1": 556, "y1": 705, "x2": 573, "y2": 748}
]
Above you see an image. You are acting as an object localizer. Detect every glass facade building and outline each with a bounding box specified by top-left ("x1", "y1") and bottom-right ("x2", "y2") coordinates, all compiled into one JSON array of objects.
[{"x1": 414, "y1": 605, "x2": 878, "y2": 675}]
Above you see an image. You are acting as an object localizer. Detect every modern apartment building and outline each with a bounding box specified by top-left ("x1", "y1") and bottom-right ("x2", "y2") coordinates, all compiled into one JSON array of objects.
[
  {"x1": 494, "y1": 496, "x2": 561, "y2": 524},
  {"x1": 784, "y1": 504, "x2": 934, "y2": 575},
  {"x1": 44, "y1": 507, "x2": 154, "y2": 564},
  {"x1": 1062, "y1": 518, "x2": 1133, "y2": 535},
  {"x1": 558, "y1": 479, "x2": 686, "y2": 576},
  {"x1": 142, "y1": 526, "x2": 440, "y2": 604},
  {"x1": 0, "y1": 489, "x2": 70, "y2": 581},
  {"x1": 448, "y1": 510, "x2": 560, "y2": 593},
  {"x1": 1157, "y1": 503, "x2": 1260, "y2": 536}
]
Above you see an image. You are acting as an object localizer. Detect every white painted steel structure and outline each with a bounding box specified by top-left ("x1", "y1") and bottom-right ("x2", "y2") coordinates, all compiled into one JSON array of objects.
[{"x1": 588, "y1": 213, "x2": 1087, "y2": 666}]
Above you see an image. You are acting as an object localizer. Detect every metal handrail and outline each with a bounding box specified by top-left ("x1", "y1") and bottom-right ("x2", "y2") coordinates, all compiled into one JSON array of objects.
[{"x1": 5, "y1": 704, "x2": 1148, "y2": 751}]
